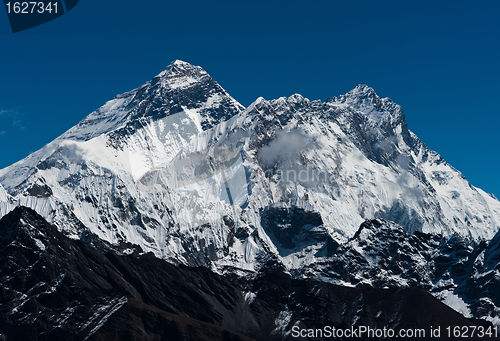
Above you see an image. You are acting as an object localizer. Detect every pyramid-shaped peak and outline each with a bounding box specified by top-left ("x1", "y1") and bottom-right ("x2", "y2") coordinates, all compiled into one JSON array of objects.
[
  {"x1": 171, "y1": 59, "x2": 193, "y2": 67},
  {"x1": 157, "y1": 60, "x2": 207, "y2": 79},
  {"x1": 56, "y1": 59, "x2": 244, "y2": 142},
  {"x1": 0, "y1": 206, "x2": 55, "y2": 250},
  {"x1": 347, "y1": 84, "x2": 378, "y2": 99},
  {"x1": 327, "y1": 84, "x2": 403, "y2": 125},
  {"x1": 168, "y1": 59, "x2": 199, "y2": 71},
  {"x1": 327, "y1": 84, "x2": 379, "y2": 105}
]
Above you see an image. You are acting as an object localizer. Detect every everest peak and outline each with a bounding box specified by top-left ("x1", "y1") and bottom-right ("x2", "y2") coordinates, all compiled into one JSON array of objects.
[
  {"x1": 57, "y1": 60, "x2": 244, "y2": 143},
  {"x1": 155, "y1": 60, "x2": 210, "y2": 88}
]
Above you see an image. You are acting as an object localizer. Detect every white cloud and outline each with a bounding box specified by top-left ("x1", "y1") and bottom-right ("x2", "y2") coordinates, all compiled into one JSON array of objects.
[{"x1": 259, "y1": 128, "x2": 312, "y2": 166}]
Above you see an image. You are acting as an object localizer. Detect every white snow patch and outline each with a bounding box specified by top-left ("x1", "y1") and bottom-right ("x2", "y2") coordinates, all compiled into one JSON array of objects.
[
  {"x1": 433, "y1": 290, "x2": 472, "y2": 318},
  {"x1": 244, "y1": 291, "x2": 257, "y2": 304},
  {"x1": 82, "y1": 296, "x2": 128, "y2": 340},
  {"x1": 273, "y1": 309, "x2": 293, "y2": 336}
]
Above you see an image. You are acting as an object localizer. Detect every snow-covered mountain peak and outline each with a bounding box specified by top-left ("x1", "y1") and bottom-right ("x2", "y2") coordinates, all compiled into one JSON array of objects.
[
  {"x1": 328, "y1": 84, "x2": 377, "y2": 105},
  {"x1": 248, "y1": 94, "x2": 311, "y2": 115},
  {"x1": 167, "y1": 59, "x2": 198, "y2": 71},
  {"x1": 286, "y1": 93, "x2": 308, "y2": 103},
  {"x1": 57, "y1": 60, "x2": 244, "y2": 144},
  {"x1": 247, "y1": 96, "x2": 266, "y2": 109},
  {"x1": 155, "y1": 60, "x2": 210, "y2": 89},
  {"x1": 329, "y1": 84, "x2": 404, "y2": 126},
  {"x1": 348, "y1": 84, "x2": 377, "y2": 98}
]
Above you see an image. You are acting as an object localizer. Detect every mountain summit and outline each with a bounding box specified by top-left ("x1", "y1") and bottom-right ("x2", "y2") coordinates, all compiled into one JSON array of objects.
[
  {"x1": 328, "y1": 84, "x2": 405, "y2": 126},
  {"x1": 157, "y1": 59, "x2": 208, "y2": 80},
  {"x1": 59, "y1": 60, "x2": 244, "y2": 142}
]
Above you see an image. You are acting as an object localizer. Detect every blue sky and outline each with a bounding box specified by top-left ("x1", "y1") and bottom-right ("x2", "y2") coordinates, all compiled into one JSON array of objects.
[{"x1": 0, "y1": 0, "x2": 499, "y2": 197}]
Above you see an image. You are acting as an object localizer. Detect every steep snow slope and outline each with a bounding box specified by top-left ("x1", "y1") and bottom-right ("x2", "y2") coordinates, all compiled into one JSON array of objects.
[
  {"x1": 0, "y1": 183, "x2": 12, "y2": 220},
  {"x1": 0, "y1": 61, "x2": 499, "y2": 276},
  {"x1": 0, "y1": 183, "x2": 8, "y2": 202}
]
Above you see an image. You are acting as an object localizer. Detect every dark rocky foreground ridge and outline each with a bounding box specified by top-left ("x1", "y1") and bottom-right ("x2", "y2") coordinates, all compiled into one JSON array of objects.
[{"x1": 0, "y1": 207, "x2": 497, "y2": 341}]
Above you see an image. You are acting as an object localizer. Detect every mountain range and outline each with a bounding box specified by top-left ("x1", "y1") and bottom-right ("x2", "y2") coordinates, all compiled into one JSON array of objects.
[{"x1": 1, "y1": 60, "x2": 500, "y2": 339}]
